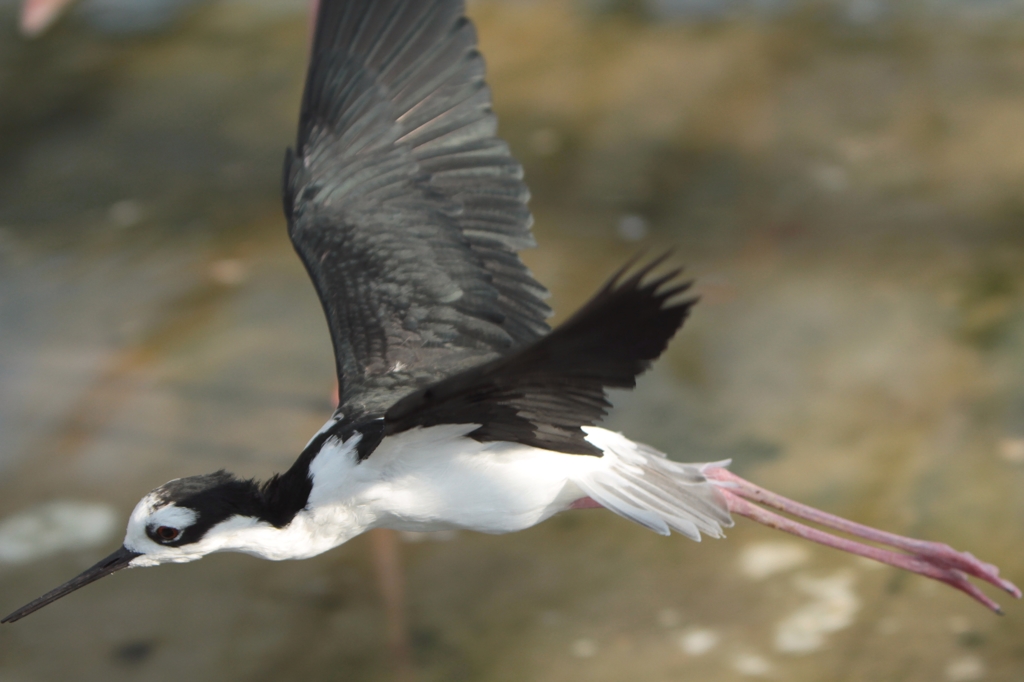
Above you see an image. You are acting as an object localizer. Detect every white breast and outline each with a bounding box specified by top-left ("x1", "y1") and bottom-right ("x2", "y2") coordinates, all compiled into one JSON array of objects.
[
  {"x1": 288, "y1": 422, "x2": 730, "y2": 559},
  {"x1": 306, "y1": 424, "x2": 599, "y2": 536}
]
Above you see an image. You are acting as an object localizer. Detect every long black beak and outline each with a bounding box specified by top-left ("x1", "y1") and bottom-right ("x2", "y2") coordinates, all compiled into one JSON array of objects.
[{"x1": 2, "y1": 545, "x2": 141, "y2": 623}]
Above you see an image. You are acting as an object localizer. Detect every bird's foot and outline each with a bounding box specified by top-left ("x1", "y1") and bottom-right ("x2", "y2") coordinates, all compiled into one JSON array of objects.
[{"x1": 704, "y1": 467, "x2": 1021, "y2": 614}]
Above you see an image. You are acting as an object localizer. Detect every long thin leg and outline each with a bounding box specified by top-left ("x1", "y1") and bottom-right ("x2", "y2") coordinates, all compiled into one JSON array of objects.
[
  {"x1": 703, "y1": 466, "x2": 1021, "y2": 613},
  {"x1": 20, "y1": 0, "x2": 77, "y2": 36},
  {"x1": 370, "y1": 529, "x2": 416, "y2": 682}
]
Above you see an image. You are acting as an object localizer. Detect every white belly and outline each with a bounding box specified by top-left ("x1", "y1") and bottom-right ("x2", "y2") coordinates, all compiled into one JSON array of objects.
[
  {"x1": 224, "y1": 425, "x2": 729, "y2": 562},
  {"x1": 300, "y1": 422, "x2": 731, "y2": 557},
  {"x1": 309, "y1": 424, "x2": 599, "y2": 535}
]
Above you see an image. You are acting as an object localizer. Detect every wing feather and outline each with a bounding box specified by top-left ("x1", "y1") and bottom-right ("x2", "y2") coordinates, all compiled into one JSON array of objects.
[
  {"x1": 285, "y1": 0, "x2": 549, "y2": 416},
  {"x1": 382, "y1": 258, "x2": 697, "y2": 456}
]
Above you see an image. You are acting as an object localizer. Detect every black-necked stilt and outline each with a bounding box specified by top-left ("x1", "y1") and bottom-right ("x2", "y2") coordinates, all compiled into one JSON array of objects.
[{"x1": 4, "y1": 0, "x2": 1019, "y2": 625}]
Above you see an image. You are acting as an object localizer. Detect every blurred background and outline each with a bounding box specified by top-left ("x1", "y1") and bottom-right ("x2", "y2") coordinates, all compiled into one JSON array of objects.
[{"x1": 2, "y1": 0, "x2": 1024, "y2": 680}]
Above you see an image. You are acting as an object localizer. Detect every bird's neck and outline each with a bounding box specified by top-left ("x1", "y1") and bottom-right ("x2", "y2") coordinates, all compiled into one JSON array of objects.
[
  {"x1": 258, "y1": 451, "x2": 317, "y2": 528},
  {"x1": 204, "y1": 508, "x2": 367, "y2": 561},
  {"x1": 257, "y1": 418, "x2": 375, "y2": 529}
]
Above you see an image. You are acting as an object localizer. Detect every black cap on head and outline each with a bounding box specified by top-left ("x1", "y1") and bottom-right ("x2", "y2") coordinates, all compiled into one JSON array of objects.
[{"x1": 151, "y1": 471, "x2": 265, "y2": 546}]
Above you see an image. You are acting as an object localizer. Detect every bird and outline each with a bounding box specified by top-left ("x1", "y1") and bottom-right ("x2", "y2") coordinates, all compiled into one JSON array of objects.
[{"x1": 3, "y1": 0, "x2": 1019, "y2": 625}]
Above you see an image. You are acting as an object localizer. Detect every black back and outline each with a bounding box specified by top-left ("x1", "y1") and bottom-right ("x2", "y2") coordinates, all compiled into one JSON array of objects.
[
  {"x1": 383, "y1": 258, "x2": 697, "y2": 456},
  {"x1": 284, "y1": 0, "x2": 550, "y2": 418}
]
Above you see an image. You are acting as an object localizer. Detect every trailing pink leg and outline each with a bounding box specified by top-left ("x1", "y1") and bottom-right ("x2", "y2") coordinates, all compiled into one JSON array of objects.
[{"x1": 704, "y1": 466, "x2": 1021, "y2": 613}]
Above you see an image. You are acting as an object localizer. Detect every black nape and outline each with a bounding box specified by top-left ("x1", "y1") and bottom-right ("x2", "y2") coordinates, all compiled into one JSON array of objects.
[
  {"x1": 259, "y1": 415, "x2": 385, "y2": 526},
  {"x1": 157, "y1": 417, "x2": 387, "y2": 541},
  {"x1": 154, "y1": 473, "x2": 265, "y2": 545}
]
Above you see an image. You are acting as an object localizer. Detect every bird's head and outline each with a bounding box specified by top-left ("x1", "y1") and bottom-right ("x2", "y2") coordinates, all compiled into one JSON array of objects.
[
  {"x1": 2, "y1": 471, "x2": 272, "y2": 623},
  {"x1": 123, "y1": 471, "x2": 269, "y2": 566}
]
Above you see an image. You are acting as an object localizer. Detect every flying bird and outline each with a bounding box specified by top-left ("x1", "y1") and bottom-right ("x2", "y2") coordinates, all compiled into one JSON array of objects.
[{"x1": 4, "y1": 0, "x2": 1019, "y2": 625}]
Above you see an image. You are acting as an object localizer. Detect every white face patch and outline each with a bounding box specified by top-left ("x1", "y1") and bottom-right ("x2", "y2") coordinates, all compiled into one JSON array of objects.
[
  {"x1": 117, "y1": 460, "x2": 374, "y2": 568},
  {"x1": 119, "y1": 487, "x2": 335, "y2": 566},
  {"x1": 123, "y1": 492, "x2": 198, "y2": 555},
  {"x1": 149, "y1": 504, "x2": 198, "y2": 529},
  {"x1": 126, "y1": 515, "x2": 270, "y2": 567}
]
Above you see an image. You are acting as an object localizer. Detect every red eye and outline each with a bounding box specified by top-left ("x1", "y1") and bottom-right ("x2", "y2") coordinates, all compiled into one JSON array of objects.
[{"x1": 156, "y1": 526, "x2": 180, "y2": 541}]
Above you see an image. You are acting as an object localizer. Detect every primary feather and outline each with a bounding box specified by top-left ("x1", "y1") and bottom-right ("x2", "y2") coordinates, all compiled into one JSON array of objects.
[
  {"x1": 384, "y1": 257, "x2": 698, "y2": 456},
  {"x1": 284, "y1": 0, "x2": 550, "y2": 418}
]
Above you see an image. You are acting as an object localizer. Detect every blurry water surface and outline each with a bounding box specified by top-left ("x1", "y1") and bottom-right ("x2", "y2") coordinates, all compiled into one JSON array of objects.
[{"x1": 1, "y1": 1, "x2": 1024, "y2": 680}]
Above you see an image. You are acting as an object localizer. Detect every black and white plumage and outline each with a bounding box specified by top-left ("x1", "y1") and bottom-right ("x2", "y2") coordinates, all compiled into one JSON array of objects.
[
  {"x1": 284, "y1": 0, "x2": 550, "y2": 417},
  {"x1": 4, "y1": 0, "x2": 1018, "y2": 624}
]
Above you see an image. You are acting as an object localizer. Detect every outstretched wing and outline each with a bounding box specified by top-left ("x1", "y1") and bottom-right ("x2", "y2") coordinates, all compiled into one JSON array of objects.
[
  {"x1": 383, "y1": 258, "x2": 697, "y2": 456},
  {"x1": 284, "y1": 0, "x2": 550, "y2": 417}
]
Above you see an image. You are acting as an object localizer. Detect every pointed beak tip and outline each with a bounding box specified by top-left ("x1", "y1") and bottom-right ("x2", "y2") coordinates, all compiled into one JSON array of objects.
[{"x1": 1, "y1": 546, "x2": 141, "y2": 624}]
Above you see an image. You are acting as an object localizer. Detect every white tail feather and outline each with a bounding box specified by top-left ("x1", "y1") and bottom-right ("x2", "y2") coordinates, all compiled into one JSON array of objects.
[{"x1": 574, "y1": 428, "x2": 734, "y2": 541}]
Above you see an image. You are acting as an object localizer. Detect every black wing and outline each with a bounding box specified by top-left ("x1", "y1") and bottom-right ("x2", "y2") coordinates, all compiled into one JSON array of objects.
[
  {"x1": 284, "y1": 0, "x2": 550, "y2": 417},
  {"x1": 383, "y1": 258, "x2": 696, "y2": 456}
]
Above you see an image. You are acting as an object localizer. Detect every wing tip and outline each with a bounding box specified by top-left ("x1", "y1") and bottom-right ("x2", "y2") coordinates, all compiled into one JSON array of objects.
[{"x1": 595, "y1": 250, "x2": 698, "y2": 321}]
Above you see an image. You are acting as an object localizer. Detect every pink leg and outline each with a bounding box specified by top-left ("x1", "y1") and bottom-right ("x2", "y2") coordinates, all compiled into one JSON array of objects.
[
  {"x1": 570, "y1": 496, "x2": 602, "y2": 510},
  {"x1": 20, "y1": 0, "x2": 77, "y2": 36},
  {"x1": 307, "y1": 0, "x2": 320, "y2": 47},
  {"x1": 370, "y1": 529, "x2": 415, "y2": 682},
  {"x1": 705, "y1": 467, "x2": 1021, "y2": 613}
]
